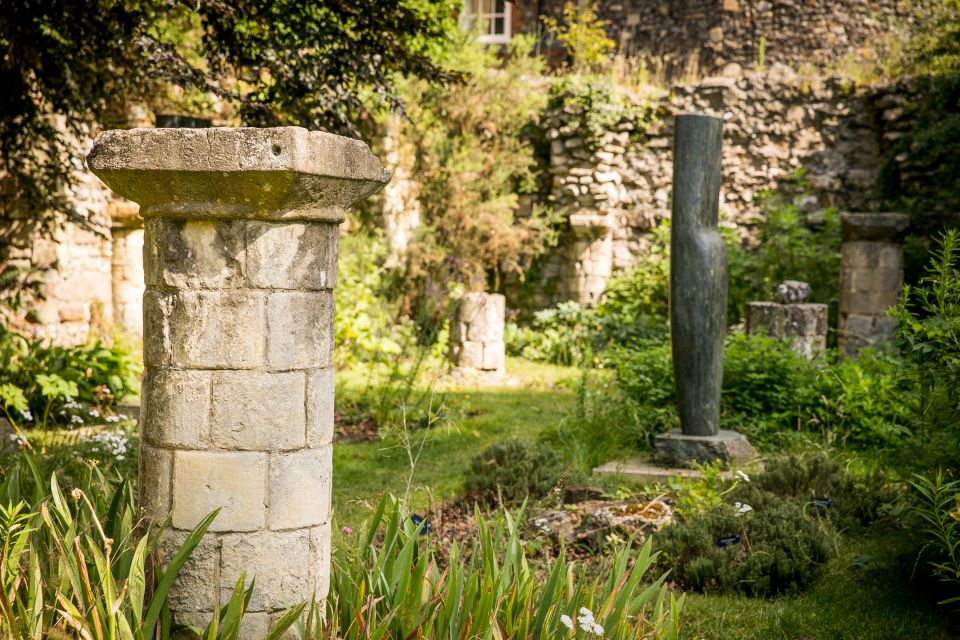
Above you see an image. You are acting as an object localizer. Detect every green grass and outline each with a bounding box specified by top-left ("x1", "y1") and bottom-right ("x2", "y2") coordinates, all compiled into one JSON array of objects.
[
  {"x1": 332, "y1": 357, "x2": 957, "y2": 638},
  {"x1": 682, "y1": 534, "x2": 958, "y2": 639},
  {"x1": 332, "y1": 358, "x2": 579, "y2": 525}
]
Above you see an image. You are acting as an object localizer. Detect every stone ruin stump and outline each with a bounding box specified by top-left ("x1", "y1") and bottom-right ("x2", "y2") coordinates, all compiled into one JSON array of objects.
[
  {"x1": 745, "y1": 280, "x2": 828, "y2": 359},
  {"x1": 450, "y1": 292, "x2": 506, "y2": 377},
  {"x1": 839, "y1": 212, "x2": 908, "y2": 356},
  {"x1": 87, "y1": 127, "x2": 389, "y2": 635}
]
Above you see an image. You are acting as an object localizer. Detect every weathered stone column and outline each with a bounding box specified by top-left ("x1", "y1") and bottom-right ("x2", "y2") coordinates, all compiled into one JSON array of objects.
[
  {"x1": 654, "y1": 114, "x2": 754, "y2": 467},
  {"x1": 108, "y1": 199, "x2": 145, "y2": 337},
  {"x1": 838, "y1": 213, "x2": 909, "y2": 356},
  {"x1": 451, "y1": 292, "x2": 506, "y2": 376},
  {"x1": 87, "y1": 127, "x2": 389, "y2": 633},
  {"x1": 745, "y1": 281, "x2": 828, "y2": 359}
]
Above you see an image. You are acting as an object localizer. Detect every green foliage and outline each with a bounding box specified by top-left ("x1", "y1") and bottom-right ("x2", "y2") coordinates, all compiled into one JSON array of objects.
[
  {"x1": 546, "y1": 75, "x2": 657, "y2": 150},
  {"x1": 733, "y1": 454, "x2": 893, "y2": 533},
  {"x1": 893, "y1": 229, "x2": 960, "y2": 457},
  {"x1": 899, "y1": 0, "x2": 960, "y2": 75},
  {"x1": 0, "y1": 326, "x2": 140, "y2": 429},
  {"x1": 879, "y1": 76, "x2": 960, "y2": 233},
  {"x1": 1, "y1": 0, "x2": 456, "y2": 232},
  {"x1": 464, "y1": 439, "x2": 564, "y2": 506},
  {"x1": 654, "y1": 456, "x2": 884, "y2": 597},
  {"x1": 598, "y1": 225, "x2": 671, "y2": 322},
  {"x1": 666, "y1": 461, "x2": 736, "y2": 518},
  {"x1": 909, "y1": 471, "x2": 960, "y2": 604},
  {"x1": 543, "y1": 1, "x2": 615, "y2": 71},
  {"x1": 0, "y1": 447, "x2": 299, "y2": 640},
  {"x1": 726, "y1": 187, "x2": 842, "y2": 324},
  {"x1": 335, "y1": 232, "x2": 413, "y2": 368},
  {"x1": 603, "y1": 333, "x2": 913, "y2": 453},
  {"x1": 655, "y1": 498, "x2": 834, "y2": 597},
  {"x1": 395, "y1": 33, "x2": 558, "y2": 329},
  {"x1": 303, "y1": 494, "x2": 683, "y2": 639}
]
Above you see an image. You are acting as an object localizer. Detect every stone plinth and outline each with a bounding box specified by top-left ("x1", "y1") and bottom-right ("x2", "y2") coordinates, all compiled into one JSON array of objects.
[
  {"x1": 87, "y1": 127, "x2": 389, "y2": 629},
  {"x1": 746, "y1": 301, "x2": 828, "y2": 359},
  {"x1": 653, "y1": 429, "x2": 756, "y2": 467},
  {"x1": 839, "y1": 213, "x2": 908, "y2": 356},
  {"x1": 451, "y1": 292, "x2": 506, "y2": 375}
]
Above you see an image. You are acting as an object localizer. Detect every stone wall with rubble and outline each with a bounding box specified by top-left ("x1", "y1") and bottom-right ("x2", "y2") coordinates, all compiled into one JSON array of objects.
[
  {"x1": 0, "y1": 162, "x2": 145, "y2": 345},
  {"x1": 523, "y1": 0, "x2": 913, "y2": 78},
  {"x1": 526, "y1": 65, "x2": 928, "y2": 307}
]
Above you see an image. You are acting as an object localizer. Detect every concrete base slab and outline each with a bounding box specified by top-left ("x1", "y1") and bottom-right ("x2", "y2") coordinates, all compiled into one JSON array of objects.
[
  {"x1": 592, "y1": 458, "x2": 709, "y2": 483},
  {"x1": 653, "y1": 429, "x2": 757, "y2": 467}
]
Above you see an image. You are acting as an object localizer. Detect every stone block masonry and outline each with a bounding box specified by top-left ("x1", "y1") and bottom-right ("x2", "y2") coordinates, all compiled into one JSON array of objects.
[
  {"x1": 451, "y1": 292, "x2": 506, "y2": 376},
  {"x1": 838, "y1": 212, "x2": 909, "y2": 356},
  {"x1": 87, "y1": 126, "x2": 389, "y2": 631}
]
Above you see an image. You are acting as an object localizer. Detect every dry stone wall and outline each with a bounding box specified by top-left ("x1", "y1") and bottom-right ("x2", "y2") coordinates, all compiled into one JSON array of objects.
[
  {"x1": 524, "y1": 0, "x2": 913, "y2": 78},
  {"x1": 529, "y1": 66, "x2": 932, "y2": 307}
]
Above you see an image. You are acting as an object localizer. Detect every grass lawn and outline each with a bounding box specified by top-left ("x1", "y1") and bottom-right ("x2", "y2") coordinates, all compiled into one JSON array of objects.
[{"x1": 332, "y1": 356, "x2": 957, "y2": 639}]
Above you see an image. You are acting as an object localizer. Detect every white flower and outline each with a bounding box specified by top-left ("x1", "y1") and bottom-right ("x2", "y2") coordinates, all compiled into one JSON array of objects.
[
  {"x1": 105, "y1": 415, "x2": 121, "y2": 423},
  {"x1": 736, "y1": 470, "x2": 750, "y2": 483},
  {"x1": 560, "y1": 614, "x2": 574, "y2": 630},
  {"x1": 734, "y1": 502, "x2": 753, "y2": 515},
  {"x1": 578, "y1": 607, "x2": 594, "y2": 621},
  {"x1": 20, "y1": 409, "x2": 33, "y2": 422},
  {"x1": 88, "y1": 409, "x2": 100, "y2": 418},
  {"x1": 8, "y1": 433, "x2": 28, "y2": 447},
  {"x1": 118, "y1": 414, "x2": 129, "y2": 421},
  {"x1": 70, "y1": 414, "x2": 84, "y2": 425}
]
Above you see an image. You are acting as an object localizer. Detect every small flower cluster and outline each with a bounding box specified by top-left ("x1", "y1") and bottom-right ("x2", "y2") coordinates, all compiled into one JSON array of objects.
[
  {"x1": 104, "y1": 414, "x2": 129, "y2": 424},
  {"x1": 19, "y1": 409, "x2": 33, "y2": 423},
  {"x1": 733, "y1": 501, "x2": 753, "y2": 515},
  {"x1": 87, "y1": 431, "x2": 130, "y2": 461},
  {"x1": 8, "y1": 433, "x2": 28, "y2": 448},
  {"x1": 560, "y1": 607, "x2": 604, "y2": 636}
]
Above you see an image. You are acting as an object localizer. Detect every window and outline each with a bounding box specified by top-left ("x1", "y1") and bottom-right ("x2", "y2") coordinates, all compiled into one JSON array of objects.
[{"x1": 462, "y1": 0, "x2": 512, "y2": 45}]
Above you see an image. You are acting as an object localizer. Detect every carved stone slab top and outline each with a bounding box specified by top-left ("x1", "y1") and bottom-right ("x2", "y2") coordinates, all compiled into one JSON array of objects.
[{"x1": 87, "y1": 127, "x2": 391, "y2": 222}]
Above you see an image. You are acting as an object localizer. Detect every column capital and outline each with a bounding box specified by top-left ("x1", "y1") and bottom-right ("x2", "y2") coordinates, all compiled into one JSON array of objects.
[{"x1": 87, "y1": 127, "x2": 390, "y2": 223}]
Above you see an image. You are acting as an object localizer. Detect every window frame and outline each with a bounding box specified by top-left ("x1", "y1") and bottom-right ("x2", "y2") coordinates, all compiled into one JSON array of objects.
[{"x1": 462, "y1": 0, "x2": 513, "y2": 46}]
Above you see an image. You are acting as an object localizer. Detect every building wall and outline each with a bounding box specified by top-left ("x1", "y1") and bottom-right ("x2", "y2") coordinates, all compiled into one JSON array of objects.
[{"x1": 517, "y1": 0, "x2": 911, "y2": 77}]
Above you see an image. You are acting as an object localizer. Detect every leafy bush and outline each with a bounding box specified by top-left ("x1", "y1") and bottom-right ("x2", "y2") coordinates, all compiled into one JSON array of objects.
[
  {"x1": 733, "y1": 454, "x2": 893, "y2": 533},
  {"x1": 655, "y1": 498, "x2": 834, "y2": 597},
  {"x1": 0, "y1": 326, "x2": 140, "y2": 428},
  {"x1": 465, "y1": 439, "x2": 564, "y2": 506},
  {"x1": 335, "y1": 232, "x2": 414, "y2": 367},
  {"x1": 893, "y1": 228, "x2": 960, "y2": 465},
  {"x1": 543, "y1": 1, "x2": 615, "y2": 71},
  {"x1": 909, "y1": 471, "x2": 960, "y2": 604},
  {"x1": 604, "y1": 333, "x2": 913, "y2": 451},
  {"x1": 0, "y1": 448, "x2": 300, "y2": 639},
  {"x1": 727, "y1": 186, "x2": 841, "y2": 325},
  {"x1": 307, "y1": 494, "x2": 683, "y2": 639}
]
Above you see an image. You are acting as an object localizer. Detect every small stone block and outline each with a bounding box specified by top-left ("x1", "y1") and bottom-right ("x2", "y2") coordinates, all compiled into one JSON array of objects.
[
  {"x1": 267, "y1": 292, "x2": 334, "y2": 370},
  {"x1": 782, "y1": 303, "x2": 828, "y2": 337},
  {"x1": 219, "y1": 529, "x2": 314, "y2": 612},
  {"x1": 145, "y1": 219, "x2": 246, "y2": 289},
  {"x1": 745, "y1": 301, "x2": 784, "y2": 336},
  {"x1": 458, "y1": 341, "x2": 484, "y2": 369},
  {"x1": 306, "y1": 368, "x2": 335, "y2": 447},
  {"x1": 482, "y1": 341, "x2": 505, "y2": 371},
  {"x1": 158, "y1": 529, "x2": 222, "y2": 613},
  {"x1": 209, "y1": 370, "x2": 306, "y2": 451},
  {"x1": 246, "y1": 221, "x2": 338, "y2": 290},
  {"x1": 170, "y1": 290, "x2": 265, "y2": 369},
  {"x1": 653, "y1": 429, "x2": 757, "y2": 467},
  {"x1": 141, "y1": 368, "x2": 211, "y2": 449},
  {"x1": 172, "y1": 451, "x2": 267, "y2": 532},
  {"x1": 268, "y1": 447, "x2": 331, "y2": 530},
  {"x1": 139, "y1": 444, "x2": 172, "y2": 522}
]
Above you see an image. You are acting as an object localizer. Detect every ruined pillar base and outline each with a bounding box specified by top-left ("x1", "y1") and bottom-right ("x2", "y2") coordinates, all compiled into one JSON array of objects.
[{"x1": 653, "y1": 429, "x2": 756, "y2": 467}]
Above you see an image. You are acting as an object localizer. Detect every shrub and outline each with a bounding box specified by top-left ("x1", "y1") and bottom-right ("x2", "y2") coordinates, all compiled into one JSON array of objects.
[
  {"x1": 0, "y1": 325, "x2": 140, "y2": 428},
  {"x1": 543, "y1": 1, "x2": 615, "y2": 71},
  {"x1": 726, "y1": 185, "x2": 841, "y2": 325},
  {"x1": 308, "y1": 494, "x2": 683, "y2": 639},
  {"x1": 465, "y1": 439, "x2": 564, "y2": 506},
  {"x1": 909, "y1": 471, "x2": 960, "y2": 605},
  {"x1": 893, "y1": 228, "x2": 960, "y2": 466},
  {"x1": 655, "y1": 497, "x2": 834, "y2": 597},
  {"x1": 733, "y1": 454, "x2": 893, "y2": 533}
]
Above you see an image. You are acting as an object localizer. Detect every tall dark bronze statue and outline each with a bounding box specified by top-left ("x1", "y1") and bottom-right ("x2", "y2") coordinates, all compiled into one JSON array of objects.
[{"x1": 670, "y1": 113, "x2": 726, "y2": 437}]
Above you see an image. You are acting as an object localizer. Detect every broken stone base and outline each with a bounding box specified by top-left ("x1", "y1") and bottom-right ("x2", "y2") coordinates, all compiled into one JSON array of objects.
[{"x1": 653, "y1": 429, "x2": 756, "y2": 467}]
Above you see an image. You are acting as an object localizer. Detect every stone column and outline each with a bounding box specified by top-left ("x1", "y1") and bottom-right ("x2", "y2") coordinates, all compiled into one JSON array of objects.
[
  {"x1": 838, "y1": 213, "x2": 909, "y2": 357},
  {"x1": 745, "y1": 281, "x2": 828, "y2": 359},
  {"x1": 108, "y1": 199, "x2": 145, "y2": 337},
  {"x1": 654, "y1": 114, "x2": 754, "y2": 467},
  {"x1": 87, "y1": 127, "x2": 389, "y2": 632},
  {"x1": 451, "y1": 292, "x2": 506, "y2": 376}
]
